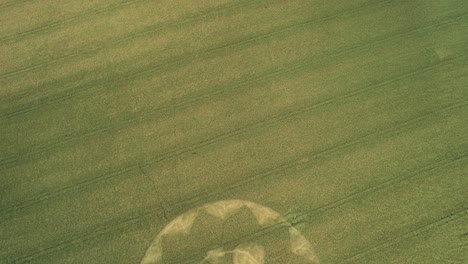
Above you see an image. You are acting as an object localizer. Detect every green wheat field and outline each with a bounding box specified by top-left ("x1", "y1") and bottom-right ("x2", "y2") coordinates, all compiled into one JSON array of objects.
[{"x1": 1, "y1": 0, "x2": 467, "y2": 263}]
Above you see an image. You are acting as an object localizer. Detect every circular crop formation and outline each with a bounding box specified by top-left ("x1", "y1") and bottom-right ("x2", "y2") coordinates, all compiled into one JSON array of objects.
[{"x1": 141, "y1": 199, "x2": 319, "y2": 263}]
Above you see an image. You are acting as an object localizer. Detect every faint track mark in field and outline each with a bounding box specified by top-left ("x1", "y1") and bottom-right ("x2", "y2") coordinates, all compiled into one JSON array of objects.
[
  {"x1": 339, "y1": 207, "x2": 468, "y2": 263},
  {"x1": 143, "y1": 153, "x2": 468, "y2": 263},
  {"x1": 0, "y1": 1, "x2": 401, "y2": 119},
  {"x1": 0, "y1": 0, "x2": 397, "y2": 109},
  {"x1": 0, "y1": 56, "x2": 465, "y2": 218},
  {"x1": 0, "y1": 0, "x2": 391, "y2": 125},
  {"x1": 289, "y1": 156, "x2": 468, "y2": 227},
  {"x1": 0, "y1": 0, "x2": 394, "y2": 113},
  {"x1": 7, "y1": 151, "x2": 468, "y2": 263},
  {"x1": 168, "y1": 103, "x2": 468, "y2": 211},
  {"x1": 0, "y1": 0, "x2": 149, "y2": 43},
  {"x1": 0, "y1": 16, "x2": 465, "y2": 172},
  {"x1": 139, "y1": 163, "x2": 169, "y2": 220},
  {"x1": 0, "y1": 0, "x2": 274, "y2": 79},
  {"x1": 0, "y1": 93, "x2": 465, "y2": 226},
  {"x1": 0, "y1": 0, "x2": 283, "y2": 45},
  {"x1": 155, "y1": 154, "x2": 468, "y2": 263},
  {"x1": 0, "y1": 0, "x2": 30, "y2": 10},
  {"x1": 177, "y1": 180, "x2": 468, "y2": 262},
  {"x1": 16, "y1": 151, "x2": 468, "y2": 260},
  {"x1": 1, "y1": 4, "x2": 466, "y2": 131}
]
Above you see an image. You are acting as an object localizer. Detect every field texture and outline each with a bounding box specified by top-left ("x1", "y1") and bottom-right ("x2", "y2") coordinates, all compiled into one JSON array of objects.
[{"x1": 1, "y1": 0, "x2": 467, "y2": 263}]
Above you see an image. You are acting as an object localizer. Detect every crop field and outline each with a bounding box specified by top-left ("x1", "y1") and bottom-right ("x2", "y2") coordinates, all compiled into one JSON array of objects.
[{"x1": 1, "y1": 0, "x2": 467, "y2": 263}]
